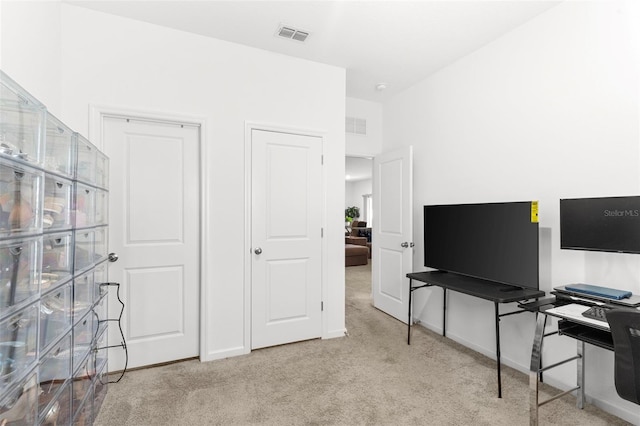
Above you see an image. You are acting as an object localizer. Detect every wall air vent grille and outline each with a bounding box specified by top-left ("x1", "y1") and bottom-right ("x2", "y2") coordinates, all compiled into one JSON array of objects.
[
  {"x1": 276, "y1": 25, "x2": 309, "y2": 42},
  {"x1": 346, "y1": 117, "x2": 367, "y2": 136},
  {"x1": 291, "y1": 31, "x2": 309, "y2": 42}
]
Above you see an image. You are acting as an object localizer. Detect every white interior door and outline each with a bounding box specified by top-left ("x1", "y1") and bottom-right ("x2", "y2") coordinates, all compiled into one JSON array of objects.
[
  {"x1": 103, "y1": 117, "x2": 200, "y2": 369},
  {"x1": 251, "y1": 129, "x2": 322, "y2": 350},
  {"x1": 372, "y1": 146, "x2": 413, "y2": 323}
]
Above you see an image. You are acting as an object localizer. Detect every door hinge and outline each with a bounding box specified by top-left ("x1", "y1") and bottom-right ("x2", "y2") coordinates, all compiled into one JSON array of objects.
[
  {"x1": 321, "y1": 301, "x2": 324, "y2": 311},
  {"x1": 321, "y1": 155, "x2": 324, "y2": 165},
  {"x1": 321, "y1": 228, "x2": 324, "y2": 238}
]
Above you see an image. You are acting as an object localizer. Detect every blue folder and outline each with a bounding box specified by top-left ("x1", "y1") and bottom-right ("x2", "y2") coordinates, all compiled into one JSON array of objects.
[{"x1": 565, "y1": 283, "x2": 632, "y2": 300}]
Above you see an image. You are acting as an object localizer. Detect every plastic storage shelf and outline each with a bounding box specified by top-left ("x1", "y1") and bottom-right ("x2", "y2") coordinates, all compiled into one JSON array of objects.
[{"x1": 0, "y1": 70, "x2": 110, "y2": 425}]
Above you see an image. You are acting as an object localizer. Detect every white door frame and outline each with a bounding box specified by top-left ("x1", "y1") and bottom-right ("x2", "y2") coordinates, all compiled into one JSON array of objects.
[
  {"x1": 89, "y1": 105, "x2": 209, "y2": 361},
  {"x1": 244, "y1": 122, "x2": 328, "y2": 353}
]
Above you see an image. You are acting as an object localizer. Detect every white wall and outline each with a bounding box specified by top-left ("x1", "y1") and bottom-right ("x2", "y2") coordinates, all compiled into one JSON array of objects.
[
  {"x1": 383, "y1": 1, "x2": 640, "y2": 423},
  {"x1": 345, "y1": 179, "x2": 372, "y2": 221},
  {"x1": 2, "y1": 2, "x2": 346, "y2": 361},
  {"x1": 346, "y1": 97, "x2": 383, "y2": 157},
  {"x1": 0, "y1": 1, "x2": 63, "y2": 113}
]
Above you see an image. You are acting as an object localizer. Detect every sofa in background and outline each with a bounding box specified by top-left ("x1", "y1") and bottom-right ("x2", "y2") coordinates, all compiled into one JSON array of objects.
[
  {"x1": 345, "y1": 241, "x2": 368, "y2": 266},
  {"x1": 345, "y1": 220, "x2": 372, "y2": 266},
  {"x1": 347, "y1": 220, "x2": 372, "y2": 259}
]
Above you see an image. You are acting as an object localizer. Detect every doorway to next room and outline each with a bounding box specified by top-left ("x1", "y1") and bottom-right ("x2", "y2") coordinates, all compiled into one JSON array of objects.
[{"x1": 345, "y1": 157, "x2": 373, "y2": 271}]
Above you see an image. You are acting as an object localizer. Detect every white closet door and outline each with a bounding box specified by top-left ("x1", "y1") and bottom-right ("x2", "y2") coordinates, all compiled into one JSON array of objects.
[
  {"x1": 250, "y1": 129, "x2": 322, "y2": 349},
  {"x1": 104, "y1": 117, "x2": 200, "y2": 369}
]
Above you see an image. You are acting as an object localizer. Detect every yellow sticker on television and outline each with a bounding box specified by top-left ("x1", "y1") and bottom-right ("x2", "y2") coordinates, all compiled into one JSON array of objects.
[{"x1": 531, "y1": 201, "x2": 539, "y2": 223}]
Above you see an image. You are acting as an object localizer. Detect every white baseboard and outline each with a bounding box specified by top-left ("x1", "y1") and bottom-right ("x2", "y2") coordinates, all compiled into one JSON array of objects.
[
  {"x1": 324, "y1": 328, "x2": 348, "y2": 339},
  {"x1": 201, "y1": 345, "x2": 249, "y2": 362}
]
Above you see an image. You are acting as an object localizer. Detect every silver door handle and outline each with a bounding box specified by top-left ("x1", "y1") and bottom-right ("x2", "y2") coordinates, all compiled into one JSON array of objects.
[
  {"x1": 401, "y1": 242, "x2": 409, "y2": 248},
  {"x1": 254, "y1": 247, "x2": 262, "y2": 255},
  {"x1": 108, "y1": 252, "x2": 119, "y2": 262}
]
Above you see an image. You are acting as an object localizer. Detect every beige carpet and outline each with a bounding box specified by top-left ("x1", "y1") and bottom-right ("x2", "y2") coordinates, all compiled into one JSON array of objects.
[{"x1": 94, "y1": 263, "x2": 630, "y2": 425}]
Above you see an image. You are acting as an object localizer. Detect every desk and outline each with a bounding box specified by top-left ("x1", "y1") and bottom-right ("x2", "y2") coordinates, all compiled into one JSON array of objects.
[
  {"x1": 407, "y1": 271, "x2": 545, "y2": 398},
  {"x1": 520, "y1": 297, "x2": 618, "y2": 426}
]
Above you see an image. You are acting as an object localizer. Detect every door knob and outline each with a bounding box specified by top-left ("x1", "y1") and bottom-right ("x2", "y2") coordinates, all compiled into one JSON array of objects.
[
  {"x1": 254, "y1": 247, "x2": 263, "y2": 255},
  {"x1": 108, "y1": 252, "x2": 119, "y2": 262},
  {"x1": 401, "y1": 242, "x2": 409, "y2": 248}
]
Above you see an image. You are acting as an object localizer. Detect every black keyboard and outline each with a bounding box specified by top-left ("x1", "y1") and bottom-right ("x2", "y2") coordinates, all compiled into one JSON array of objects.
[{"x1": 581, "y1": 305, "x2": 610, "y2": 323}]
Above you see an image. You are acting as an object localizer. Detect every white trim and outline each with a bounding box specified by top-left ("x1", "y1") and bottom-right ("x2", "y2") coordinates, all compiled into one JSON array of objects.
[
  {"x1": 88, "y1": 104, "x2": 211, "y2": 362},
  {"x1": 324, "y1": 329, "x2": 347, "y2": 339},
  {"x1": 204, "y1": 346, "x2": 250, "y2": 361},
  {"x1": 244, "y1": 121, "x2": 329, "y2": 353}
]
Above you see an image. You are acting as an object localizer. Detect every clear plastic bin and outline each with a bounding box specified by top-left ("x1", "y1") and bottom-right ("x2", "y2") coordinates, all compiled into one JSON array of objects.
[
  {"x1": 0, "y1": 70, "x2": 46, "y2": 167},
  {"x1": 39, "y1": 282, "x2": 73, "y2": 352},
  {"x1": 72, "y1": 382, "x2": 93, "y2": 426},
  {"x1": 44, "y1": 112, "x2": 76, "y2": 178},
  {"x1": 93, "y1": 226, "x2": 108, "y2": 265},
  {"x1": 94, "y1": 327, "x2": 108, "y2": 375},
  {"x1": 0, "y1": 159, "x2": 43, "y2": 238},
  {"x1": 75, "y1": 135, "x2": 96, "y2": 186},
  {"x1": 0, "y1": 368, "x2": 39, "y2": 425},
  {"x1": 93, "y1": 261, "x2": 108, "y2": 301},
  {"x1": 38, "y1": 332, "x2": 72, "y2": 418},
  {"x1": 94, "y1": 189, "x2": 108, "y2": 227},
  {"x1": 71, "y1": 350, "x2": 94, "y2": 422},
  {"x1": 93, "y1": 294, "x2": 108, "y2": 335},
  {"x1": 93, "y1": 362, "x2": 108, "y2": 419},
  {"x1": 41, "y1": 232, "x2": 73, "y2": 291},
  {"x1": 73, "y1": 230, "x2": 94, "y2": 274},
  {"x1": 43, "y1": 174, "x2": 73, "y2": 231},
  {"x1": 39, "y1": 375, "x2": 72, "y2": 426},
  {"x1": 0, "y1": 303, "x2": 39, "y2": 393},
  {"x1": 0, "y1": 236, "x2": 41, "y2": 318},
  {"x1": 95, "y1": 151, "x2": 109, "y2": 190},
  {"x1": 72, "y1": 183, "x2": 95, "y2": 229},
  {"x1": 73, "y1": 270, "x2": 93, "y2": 324},
  {"x1": 72, "y1": 312, "x2": 95, "y2": 373}
]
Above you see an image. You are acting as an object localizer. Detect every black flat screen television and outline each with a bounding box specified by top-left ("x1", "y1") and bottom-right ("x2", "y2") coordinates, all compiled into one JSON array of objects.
[
  {"x1": 560, "y1": 196, "x2": 640, "y2": 254},
  {"x1": 424, "y1": 201, "x2": 539, "y2": 290}
]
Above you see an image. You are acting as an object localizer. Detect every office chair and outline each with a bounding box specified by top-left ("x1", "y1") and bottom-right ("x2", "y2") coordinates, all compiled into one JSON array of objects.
[{"x1": 606, "y1": 309, "x2": 640, "y2": 405}]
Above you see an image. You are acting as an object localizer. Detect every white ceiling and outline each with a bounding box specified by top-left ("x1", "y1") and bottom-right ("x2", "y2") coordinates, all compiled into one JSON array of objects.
[{"x1": 67, "y1": 0, "x2": 560, "y2": 102}]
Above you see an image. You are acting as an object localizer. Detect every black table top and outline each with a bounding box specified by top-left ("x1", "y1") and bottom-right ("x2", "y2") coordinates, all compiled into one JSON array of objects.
[{"x1": 407, "y1": 270, "x2": 545, "y2": 303}]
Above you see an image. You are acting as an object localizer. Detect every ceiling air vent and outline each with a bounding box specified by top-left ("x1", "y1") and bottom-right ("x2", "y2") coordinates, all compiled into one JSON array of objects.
[
  {"x1": 346, "y1": 117, "x2": 367, "y2": 136},
  {"x1": 276, "y1": 25, "x2": 309, "y2": 43}
]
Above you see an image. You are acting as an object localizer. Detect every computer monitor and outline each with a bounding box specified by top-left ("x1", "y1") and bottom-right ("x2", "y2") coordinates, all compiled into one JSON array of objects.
[{"x1": 560, "y1": 196, "x2": 640, "y2": 254}]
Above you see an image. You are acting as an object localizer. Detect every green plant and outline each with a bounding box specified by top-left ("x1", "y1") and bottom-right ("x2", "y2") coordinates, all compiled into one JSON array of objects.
[{"x1": 345, "y1": 206, "x2": 360, "y2": 221}]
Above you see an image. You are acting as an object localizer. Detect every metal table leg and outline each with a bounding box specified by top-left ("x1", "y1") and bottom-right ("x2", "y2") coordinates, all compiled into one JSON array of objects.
[
  {"x1": 529, "y1": 312, "x2": 547, "y2": 425},
  {"x1": 407, "y1": 278, "x2": 413, "y2": 344},
  {"x1": 442, "y1": 288, "x2": 447, "y2": 337},
  {"x1": 495, "y1": 302, "x2": 502, "y2": 398},
  {"x1": 407, "y1": 281, "x2": 432, "y2": 345},
  {"x1": 576, "y1": 340, "x2": 585, "y2": 409}
]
